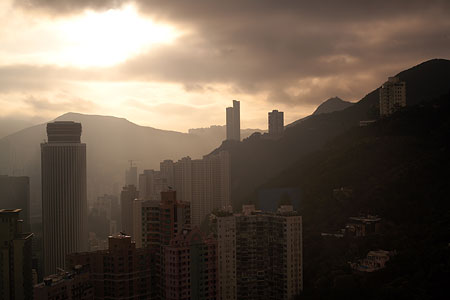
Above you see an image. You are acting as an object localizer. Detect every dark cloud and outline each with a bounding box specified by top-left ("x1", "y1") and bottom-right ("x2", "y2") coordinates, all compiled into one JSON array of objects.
[{"x1": 11, "y1": 0, "x2": 450, "y2": 105}]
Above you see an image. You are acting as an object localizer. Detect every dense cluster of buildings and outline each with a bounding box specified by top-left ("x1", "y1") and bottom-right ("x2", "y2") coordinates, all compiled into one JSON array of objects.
[{"x1": 0, "y1": 100, "x2": 301, "y2": 299}]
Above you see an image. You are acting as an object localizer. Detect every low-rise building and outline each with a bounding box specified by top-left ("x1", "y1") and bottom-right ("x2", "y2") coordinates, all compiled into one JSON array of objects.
[
  {"x1": 350, "y1": 250, "x2": 395, "y2": 272},
  {"x1": 34, "y1": 266, "x2": 93, "y2": 300},
  {"x1": 346, "y1": 215, "x2": 381, "y2": 237}
]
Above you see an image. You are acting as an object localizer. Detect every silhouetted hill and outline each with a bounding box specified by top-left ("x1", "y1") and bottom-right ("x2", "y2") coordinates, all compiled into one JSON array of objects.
[
  {"x1": 212, "y1": 59, "x2": 450, "y2": 211},
  {"x1": 0, "y1": 112, "x2": 225, "y2": 218},
  {"x1": 312, "y1": 97, "x2": 353, "y2": 115},
  {"x1": 188, "y1": 125, "x2": 265, "y2": 144},
  {"x1": 287, "y1": 97, "x2": 353, "y2": 128},
  {"x1": 261, "y1": 93, "x2": 450, "y2": 300}
]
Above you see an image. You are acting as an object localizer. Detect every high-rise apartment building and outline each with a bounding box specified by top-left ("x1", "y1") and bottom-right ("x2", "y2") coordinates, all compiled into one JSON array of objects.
[
  {"x1": 163, "y1": 227, "x2": 218, "y2": 300},
  {"x1": 41, "y1": 121, "x2": 87, "y2": 276},
  {"x1": 0, "y1": 175, "x2": 30, "y2": 232},
  {"x1": 120, "y1": 185, "x2": 139, "y2": 239},
  {"x1": 132, "y1": 190, "x2": 191, "y2": 299},
  {"x1": 133, "y1": 190, "x2": 190, "y2": 249},
  {"x1": 125, "y1": 163, "x2": 138, "y2": 186},
  {"x1": 379, "y1": 76, "x2": 406, "y2": 116},
  {"x1": 160, "y1": 160, "x2": 175, "y2": 188},
  {"x1": 216, "y1": 205, "x2": 303, "y2": 300},
  {"x1": 268, "y1": 110, "x2": 284, "y2": 137},
  {"x1": 67, "y1": 234, "x2": 156, "y2": 300},
  {"x1": 226, "y1": 100, "x2": 240, "y2": 141},
  {"x1": 0, "y1": 209, "x2": 33, "y2": 300},
  {"x1": 139, "y1": 169, "x2": 168, "y2": 201},
  {"x1": 171, "y1": 152, "x2": 230, "y2": 225}
]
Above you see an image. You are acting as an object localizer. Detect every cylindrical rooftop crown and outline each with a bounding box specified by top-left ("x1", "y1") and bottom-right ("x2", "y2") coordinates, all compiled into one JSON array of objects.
[{"x1": 46, "y1": 121, "x2": 82, "y2": 143}]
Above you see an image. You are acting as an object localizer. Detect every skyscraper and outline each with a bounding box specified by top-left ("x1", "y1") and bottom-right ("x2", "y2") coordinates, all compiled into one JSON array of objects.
[
  {"x1": 171, "y1": 152, "x2": 231, "y2": 226},
  {"x1": 139, "y1": 169, "x2": 168, "y2": 201},
  {"x1": 0, "y1": 209, "x2": 34, "y2": 300},
  {"x1": 125, "y1": 163, "x2": 138, "y2": 186},
  {"x1": 160, "y1": 160, "x2": 175, "y2": 188},
  {"x1": 226, "y1": 100, "x2": 240, "y2": 141},
  {"x1": 379, "y1": 76, "x2": 406, "y2": 116},
  {"x1": 120, "y1": 184, "x2": 139, "y2": 239},
  {"x1": 0, "y1": 175, "x2": 31, "y2": 231},
  {"x1": 41, "y1": 121, "x2": 87, "y2": 276},
  {"x1": 268, "y1": 110, "x2": 284, "y2": 137}
]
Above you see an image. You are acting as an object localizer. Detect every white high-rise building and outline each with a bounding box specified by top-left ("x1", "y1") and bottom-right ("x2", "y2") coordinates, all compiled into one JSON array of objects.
[
  {"x1": 379, "y1": 76, "x2": 406, "y2": 116},
  {"x1": 226, "y1": 100, "x2": 240, "y2": 141},
  {"x1": 41, "y1": 121, "x2": 87, "y2": 275}
]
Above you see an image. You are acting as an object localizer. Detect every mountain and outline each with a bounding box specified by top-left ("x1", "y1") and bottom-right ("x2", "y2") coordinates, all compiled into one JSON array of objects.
[
  {"x1": 211, "y1": 58, "x2": 450, "y2": 210},
  {"x1": 0, "y1": 117, "x2": 42, "y2": 139},
  {"x1": 312, "y1": 97, "x2": 353, "y2": 115},
  {"x1": 260, "y1": 92, "x2": 450, "y2": 299},
  {"x1": 188, "y1": 125, "x2": 265, "y2": 144},
  {"x1": 0, "y1": 113, "x2": 225, "y2": 219},
  {"x1": 287, "y1": 97, "x2": 353, "y2": 128}
]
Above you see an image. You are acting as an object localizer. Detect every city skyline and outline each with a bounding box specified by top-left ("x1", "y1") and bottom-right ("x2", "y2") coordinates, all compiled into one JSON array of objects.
[
  {"x1": 1, "y1": 0, "x2": 449, "y2": 131},
  {"x1": 0, "y1": 1, "x2": 449, "y2": 299}
]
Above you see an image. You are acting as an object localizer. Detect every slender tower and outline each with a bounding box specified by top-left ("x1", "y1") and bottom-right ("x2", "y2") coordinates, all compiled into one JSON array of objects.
[
  {"x1": 41, "y1": 121, "x2": 87, "y2": 275},
  {"x1": 226, "y1": 100, "x2": 240, "y2": 141}
]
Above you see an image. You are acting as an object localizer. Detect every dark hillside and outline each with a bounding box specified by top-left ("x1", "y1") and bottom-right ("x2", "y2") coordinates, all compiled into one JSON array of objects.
[{"x1": 259, "y1": 93, "x2": 450, "y2": 299}]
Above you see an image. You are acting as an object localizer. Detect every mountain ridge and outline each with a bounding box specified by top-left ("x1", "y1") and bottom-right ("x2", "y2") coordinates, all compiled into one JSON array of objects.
[{"x1": 211, "y1": 58, "x2": 450, "y2": 210}]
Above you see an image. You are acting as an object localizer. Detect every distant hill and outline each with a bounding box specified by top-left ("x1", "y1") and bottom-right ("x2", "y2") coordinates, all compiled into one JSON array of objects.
[
  {"x1": 287, "y1": 97, "x2": 353, "y2": 127},
  {"x1": 0, "y1": 117, "x2": 41, "y2": 139},
  {"x1": 188, "y1": 125, "x2": 265, "y2": 144},
  {"x1": 312, "y1": 97, "x2": 353, "y2": 115},
  {"x1": 211, "y1": 58, "x2": 450, "y2": 211},
  {"x1": 0, "y1": 113, "x2": 225, "y2": 218}
]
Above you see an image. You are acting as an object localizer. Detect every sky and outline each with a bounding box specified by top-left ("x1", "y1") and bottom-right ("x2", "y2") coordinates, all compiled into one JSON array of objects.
[{"x1": 0, "y1": 0, "x2": 449, "y2": 132}]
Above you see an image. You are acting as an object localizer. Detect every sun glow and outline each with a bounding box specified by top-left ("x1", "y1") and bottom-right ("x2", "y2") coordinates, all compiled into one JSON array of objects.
[{"x1": 55, "y1": 5, "x2": 178, "y2": 67}]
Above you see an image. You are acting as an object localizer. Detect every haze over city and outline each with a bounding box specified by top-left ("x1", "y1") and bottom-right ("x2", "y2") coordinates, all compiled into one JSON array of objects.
[{"x1": 1, "y1": 1, "x2": 450, "y2": 300}]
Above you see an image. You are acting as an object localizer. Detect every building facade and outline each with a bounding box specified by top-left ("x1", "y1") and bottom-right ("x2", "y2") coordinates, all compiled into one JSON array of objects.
[
  {"x1": 41, "y1": 121, "x2": 87, "y2": 275},
  {"x1": 379, "y1": 76, "x2": 406, "y2": 116},
  {"x1": 0, "y1": 209, "x2": 33, "y2": 300},
  {"x1": 67, "y1": 234, "x2": 157, "y2": 300},
  {"x1": 170, "y1": 152, "x2": 231, "y2": 226},
  {"x1": 139, "y1": 169, "x2": 168, "y2": 201},
  {"x1": 226, "y1": 100, "x2": 240, "y2": 141},
  {"x1": 216, "y1": 205, "x2": 303, "y2": 300},
  {"x1": 163, "y1": 228, "x2": 217, "y2": 300},
  {"x1": 120, "y1": 184, "x2": 139, "y2": 239},
  {"x1": 268, "y1": 110, "x2": 284, "y2": 137},
  {"x1": 133, "y1": 190, "x2": 191, "y2": 249}
]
